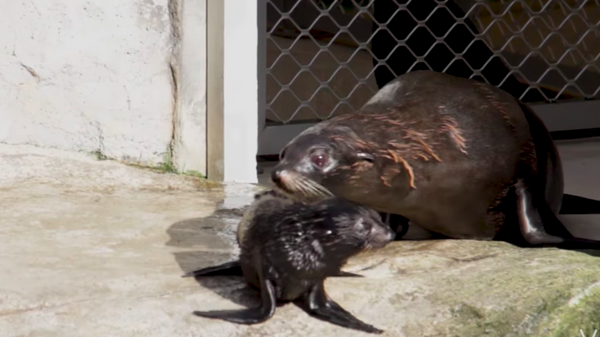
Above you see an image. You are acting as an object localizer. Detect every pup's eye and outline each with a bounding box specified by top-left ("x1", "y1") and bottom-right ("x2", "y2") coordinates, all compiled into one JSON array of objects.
[
  {"x1": 279, "y1": 148, "x2": 287, "y2": 160},
  {"x1": 310, "y1": 153, "x2": 329, "y2": 168}
]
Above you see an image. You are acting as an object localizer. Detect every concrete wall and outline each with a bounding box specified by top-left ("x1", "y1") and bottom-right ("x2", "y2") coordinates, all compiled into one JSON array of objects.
[{"x1": 0, "y1": 0, "x2": 207, "y2": 174}]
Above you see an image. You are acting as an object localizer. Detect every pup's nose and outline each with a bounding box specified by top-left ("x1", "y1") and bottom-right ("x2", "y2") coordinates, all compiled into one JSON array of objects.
[{"x1": 271, "y1": 169, "x2": 284, "y2": 184}]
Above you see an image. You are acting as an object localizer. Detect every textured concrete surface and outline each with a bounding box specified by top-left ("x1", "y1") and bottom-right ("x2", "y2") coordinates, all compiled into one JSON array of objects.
[
  {"x1": 0, "y1": 144, "x2": 258, "y2": 337},
  {"x1": 1, "y1": 138, "x2": 600, "y2": 337},
  {"x1": 0, "y1": 0, "x2": 207, "y2": 172}
]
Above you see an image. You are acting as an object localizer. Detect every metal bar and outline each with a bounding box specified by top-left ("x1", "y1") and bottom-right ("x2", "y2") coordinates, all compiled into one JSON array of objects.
[
  {"x1": 530, "y1": 100, "x2": 600, "y2": 132},
  {"x1": 257, "y1": 100, "x2": 600, "y2": 156}
]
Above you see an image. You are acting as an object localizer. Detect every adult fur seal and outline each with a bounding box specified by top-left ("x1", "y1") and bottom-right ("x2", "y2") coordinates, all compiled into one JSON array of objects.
[
  {"x1": 184, "y1": 189, "x2": 394, "y2": 334},
  {"x1": 271, "y1": 70, "x2": 600, "y2": 250}
]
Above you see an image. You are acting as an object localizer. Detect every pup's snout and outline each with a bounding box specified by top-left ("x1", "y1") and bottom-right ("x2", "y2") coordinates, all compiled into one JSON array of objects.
[
  {"x1": 368, "y1": 220, "x2": 396, "y2": 249},
  {"x1": 271, "y1": 169, "x2": 284, "y2": 184}
]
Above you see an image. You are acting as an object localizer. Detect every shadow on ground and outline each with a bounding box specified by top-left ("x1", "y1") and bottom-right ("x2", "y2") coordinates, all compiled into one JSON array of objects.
[{"x1": 165, "y1": 201, "x2": 262, "y2": 310}]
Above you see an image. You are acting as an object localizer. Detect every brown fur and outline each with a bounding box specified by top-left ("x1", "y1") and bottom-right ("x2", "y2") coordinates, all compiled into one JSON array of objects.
[
  {"x1": 328, "y1": 111, "x2": 455, "y2": 189},
  {"x1": 475, "y1": 82, "x2": 515, "y2": 131},
  {"x1": 272, "y1": 70, "x2": 573, "y2": 246},
  {"x1": 439, "y1": 115, "x2": 468, "y2": 155}
]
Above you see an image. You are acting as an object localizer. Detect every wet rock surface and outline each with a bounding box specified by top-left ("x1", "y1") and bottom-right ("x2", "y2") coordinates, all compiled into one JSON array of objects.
[{"x1": 1, "y1": 144, "x2": 600, "y2": 337}]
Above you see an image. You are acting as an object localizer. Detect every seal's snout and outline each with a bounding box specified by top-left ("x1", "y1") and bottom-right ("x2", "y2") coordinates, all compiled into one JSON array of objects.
[{"x1": 270, "y1": 167, "x2": 334, "y2": 201}]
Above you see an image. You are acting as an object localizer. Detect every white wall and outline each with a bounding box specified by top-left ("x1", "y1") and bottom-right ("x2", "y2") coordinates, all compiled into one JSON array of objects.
[{"x1": 0, "y1": 0, "x2": 207, "y2": 173}]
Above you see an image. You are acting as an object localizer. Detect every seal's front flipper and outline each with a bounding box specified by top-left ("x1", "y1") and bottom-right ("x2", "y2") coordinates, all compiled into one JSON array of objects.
[
  {"x1": 193, "y1": 275, "x2": 277, "y2": 324},
  {"x1": 560, "y1": 193, "x2": 600, "y2": 214},
  {"x1": 295, "y1": 281, "x2": 383, "y2": 334},
  {"x1": 182, "y1": 260, "x2": 242, "y2": 278}
]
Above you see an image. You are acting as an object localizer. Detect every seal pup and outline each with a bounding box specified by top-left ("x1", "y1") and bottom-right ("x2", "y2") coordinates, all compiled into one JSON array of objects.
[
  {"x1": 182, "y1": 189, "x2": 358, "y2": 278},
  {"x1": 185, "y1": 189, "x2": 394, "y2": 334},
  {"x1": 270, "y1": 70, "x2": 600, "y2": 250}
]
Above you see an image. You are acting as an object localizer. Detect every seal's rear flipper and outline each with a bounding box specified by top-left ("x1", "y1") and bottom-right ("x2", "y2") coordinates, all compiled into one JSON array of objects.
[
  {"x1": 182, "y1": 260, "x2": 242, "y2": 278},
  {"x1": 515, "y1": 181, "x2": 600, "y2": 250},
  {"x1": 557, "y1": 237, "x2": 600, "y2": 250},
  {"x1": 193, "y1": 275, "x2": 277, "y2": 324},
  {"x1": 515, "y1": 179, "x2": 573, "y2": 245},
  {"x1": 560, "y1": 193, "x2": 600, "y2": 214},
  {"x1": 295, "y1": 281, "x2": 384, "y2": 334}
]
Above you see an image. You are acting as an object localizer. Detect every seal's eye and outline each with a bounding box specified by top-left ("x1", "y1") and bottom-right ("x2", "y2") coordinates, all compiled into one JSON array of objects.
[
  {"x1": 357, "y1": 152, "x2": 374, "y2": 163},
  {"x1": 310, "y1": 153, "x2": 329, "y2": 168}
]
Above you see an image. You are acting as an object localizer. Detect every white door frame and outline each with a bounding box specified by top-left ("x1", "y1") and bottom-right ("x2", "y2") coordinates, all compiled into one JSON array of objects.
[{"x1": 206, "y1": 0, "x2": 260, "y2": 183}]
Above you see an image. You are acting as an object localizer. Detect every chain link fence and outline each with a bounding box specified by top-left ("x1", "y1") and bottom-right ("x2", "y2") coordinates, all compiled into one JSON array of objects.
[{"x1": 264, "y1": 0, "x2": 600, "y2": 127}]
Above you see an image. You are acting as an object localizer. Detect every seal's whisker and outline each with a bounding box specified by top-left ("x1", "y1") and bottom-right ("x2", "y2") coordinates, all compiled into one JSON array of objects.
[
  {"x1": 288, "y1": 176, "x2": 333, "y2": 201},
  {"x1": 298, "y1": 180, "x2": 319, "y2": 200},
  {"x1": 296, "y1": 179, "x2": 312, "y2": 195},
  {"x1": 309, "y1": 182, "x2": 334, "y2": 199},
  {"x1": 305, "y1": 184, "x2": 325, "y2": 200}
]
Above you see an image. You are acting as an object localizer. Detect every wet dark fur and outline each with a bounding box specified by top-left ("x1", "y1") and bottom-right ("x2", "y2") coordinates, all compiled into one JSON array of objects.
[
  {"x1": 272, "y1": 70, "x2": 600, "y2": 250},
  {"x1": 184, "y1": 190, "x2": 394, "y2": 334}
]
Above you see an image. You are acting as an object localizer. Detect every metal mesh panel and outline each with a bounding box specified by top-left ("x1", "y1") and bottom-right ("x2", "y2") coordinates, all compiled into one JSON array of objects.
[{"x1": 265, "y1": 0, "x2": 600, "y2": 125}]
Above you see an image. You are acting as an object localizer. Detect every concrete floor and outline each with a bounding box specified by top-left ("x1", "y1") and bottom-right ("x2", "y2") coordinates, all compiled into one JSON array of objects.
[
  {"x1": 0, "y1": 145, "x2": 263, "y2": 337},
  {"x1": 1, "y1": 137, "x2": 599, "y2": 337}
]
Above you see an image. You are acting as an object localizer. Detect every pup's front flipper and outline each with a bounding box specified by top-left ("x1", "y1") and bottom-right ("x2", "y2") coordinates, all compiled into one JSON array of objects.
[
  {"x1": 183, "y1": 261, "x2": 361, "y2": 278},
  {"x1": 182, "y1": 261, "x2": 243, "y2": 278},
  {"x1": 295, "y1": 281, "x2": 383, "y2": 334},
  {"x1": 192, "y1": 272, "x2": 277, "y2": 324},
  {"x1": 335, "y1": 271, "x2": 363, "y2": 277}
]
